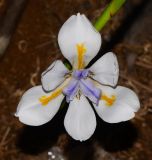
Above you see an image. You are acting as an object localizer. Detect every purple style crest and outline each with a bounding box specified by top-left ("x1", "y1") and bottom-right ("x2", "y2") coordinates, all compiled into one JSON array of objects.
[{"x1": 63, "y1": 69, "x2": 101, "y2": 104}]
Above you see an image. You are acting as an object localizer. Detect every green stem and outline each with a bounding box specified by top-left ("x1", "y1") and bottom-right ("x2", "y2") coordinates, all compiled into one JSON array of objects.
[{"x1": 94, "y1": 0, "x2": 126, "y2": 31}]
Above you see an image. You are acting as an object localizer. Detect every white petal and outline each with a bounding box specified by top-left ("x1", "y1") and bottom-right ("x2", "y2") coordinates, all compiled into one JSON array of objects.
[
  {"x1": 94, "y1": 85, "x2": 140, "y2": 123},
  {"x1": 90, "y1": 52, "x2": 119, "y2": 86},
  {"x1": 58, "y1": 13, "x2": 101, "y2": 68},
  {"x1": 15, "y1": 86, "x2": 64, "y2": 126},
  {"x1": 115, "y1": 86, "x2": 140, "y2": 112},
  {"x1": 64, "y1": 95, "x2": 96, "y2": 141},
  {"x1": 41, "y1": 60, "x2": 68, "y2": 91}
]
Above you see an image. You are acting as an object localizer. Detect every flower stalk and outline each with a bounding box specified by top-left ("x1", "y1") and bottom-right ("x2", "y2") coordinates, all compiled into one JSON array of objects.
[{"x1": 94, "y1": 0, "x2": 126, "y2": 31}]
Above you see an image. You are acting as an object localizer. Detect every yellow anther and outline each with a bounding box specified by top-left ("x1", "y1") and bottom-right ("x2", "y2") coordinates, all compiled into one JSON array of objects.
[
  {"x1": 76, "y1": 43, "x2": 87, "y2": 69},
  {"x1": 101, "y1": 94, "x2": 116, "y2": 107},
  {"x1": 39, "y1": 88, "x2": 62, "y2": 106}
]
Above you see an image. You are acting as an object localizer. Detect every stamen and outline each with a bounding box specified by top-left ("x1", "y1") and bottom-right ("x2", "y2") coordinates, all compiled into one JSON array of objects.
[
  {"x1": 76, "y1": 90, "x2": 81, "y2": 100},
  {"x1": 101, "y1": 94, "x2": 116, "y2": 106},
  {"x1": 76, "y1": 43, "x2": 86, "y2": 69},
  {"x1": 39, "y1": 88, "x2": 63, "y2": 106},
  {"x1": 64, "y1": 72, "x2": 72, "y2": 79}
]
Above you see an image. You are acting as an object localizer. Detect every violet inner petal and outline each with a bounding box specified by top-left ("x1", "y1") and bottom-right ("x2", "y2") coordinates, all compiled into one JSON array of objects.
[
  {"x1": 63, "y1": 69, "x2": 101, "y2": 104},
  {"x1": 73, "y1": 69, "x2": 89, "y2": 80},
  {"x1": 80, "y1": 79, "x2": 101, "y2": 105},
  {"x1": 63, "y1": 79, "x2": 79, "y2": 102}
]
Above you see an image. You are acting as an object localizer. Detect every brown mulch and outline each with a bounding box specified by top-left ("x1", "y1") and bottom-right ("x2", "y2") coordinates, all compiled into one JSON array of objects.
[{"x1": 0, "y1": 0, "x2": 151, "y2": 160}]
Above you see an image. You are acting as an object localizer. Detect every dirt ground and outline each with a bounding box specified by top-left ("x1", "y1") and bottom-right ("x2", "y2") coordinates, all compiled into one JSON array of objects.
[{"x1": 0, "y1": 0, "x2": 152, "y2": 160}]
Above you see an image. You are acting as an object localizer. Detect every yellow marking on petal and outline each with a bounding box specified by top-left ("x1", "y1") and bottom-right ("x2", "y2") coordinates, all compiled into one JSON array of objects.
[
  {"x1": 76, "y1": 43, "x2": 87, "y2": 69},
  {"x1": 39, "y1": 78, "x2": 71, "y2": 106},
  {"x1": 101, "y1": 94, "x2": 116, "y2": 107},
  {"x1": 39, "y1": 88, "x2": 63, "y2": 106}
]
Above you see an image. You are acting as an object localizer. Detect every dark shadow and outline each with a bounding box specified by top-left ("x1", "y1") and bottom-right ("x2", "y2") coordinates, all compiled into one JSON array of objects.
[
  {"x1": 16, "y1": 100, "x2": 68, "y2": 155},
  {"x1": 16, "y1": 99, "x2": 138, "y2": 155},
  {"x1": 67, "y1": 139, "x2": 94, "y2": 160},
  {"x1": 94, "y1": 117, "x2": 138, "y2": 152},
  {"x1": 87, "y1": 0, "x2": 149, "y2": 68}
]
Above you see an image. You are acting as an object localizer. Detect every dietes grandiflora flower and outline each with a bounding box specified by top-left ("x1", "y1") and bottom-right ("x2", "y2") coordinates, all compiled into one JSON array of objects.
[{"x1": 15, "y1": 13, "x2": 140, "y2": 141}]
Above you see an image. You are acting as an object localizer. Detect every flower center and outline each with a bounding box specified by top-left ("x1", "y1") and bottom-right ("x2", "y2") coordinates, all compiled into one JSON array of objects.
[
  {"x1": 72, "y1": 69, "x2": 89, "y2": 80},
  {"x1": 63, "y1": 69, "x2": 101, "y2": 104}
]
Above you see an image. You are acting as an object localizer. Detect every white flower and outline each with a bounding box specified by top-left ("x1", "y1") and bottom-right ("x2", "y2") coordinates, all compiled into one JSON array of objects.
[{"x1": 15, "y1": 13, "x2": 140, "y2": 141}]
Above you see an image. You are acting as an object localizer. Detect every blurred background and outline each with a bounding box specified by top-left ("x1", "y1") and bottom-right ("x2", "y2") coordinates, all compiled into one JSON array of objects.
[{"x1": 0, "y1": 0, "x2": 152, "y2": 159}]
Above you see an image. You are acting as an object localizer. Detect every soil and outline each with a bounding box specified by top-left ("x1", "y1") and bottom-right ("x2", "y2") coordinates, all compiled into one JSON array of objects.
[{"x1": 0, "y1": 0, "x2": 151, "y2": 160}]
